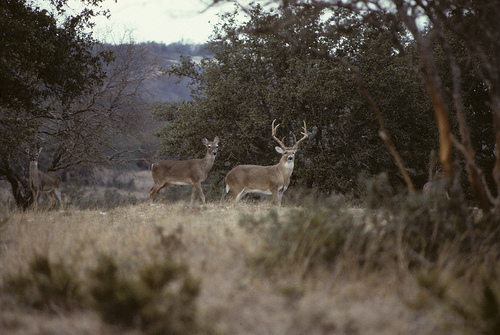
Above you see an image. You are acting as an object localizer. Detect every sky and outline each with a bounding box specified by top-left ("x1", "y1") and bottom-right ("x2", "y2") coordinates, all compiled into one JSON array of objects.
[{"x1": 87, "y1": 0, "x2": 239, "y2": 44}]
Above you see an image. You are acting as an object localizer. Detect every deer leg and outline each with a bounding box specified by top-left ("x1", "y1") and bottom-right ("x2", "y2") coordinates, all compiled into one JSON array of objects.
[
  {"x1": 149, "y1": 185, "x2": 157, "y2": 204},
  {"x1": 232, "y1": 187, "x2": 247, "y2": 204},
  {"x1": 47, "y1": 191, "x2": 56, "y2": 210},
  {"x1": 150, "y1": 183, "x2": 170, "y2": 204},
  {"x1": 157, "y1": 183, "x2": 171, "y2": 202},
  {"x1": 192, "y1": 183, "x2": 205, "y2": 205},
  {"x1": 55, "y1": 189, "x2": 63, "y2": 210},
  {"x1": 277, "y1": 191, "x2": 284, "y2": 208},
  {"x1": 32, "y1": 190, "x2": 40, "y2": 210},
  {"x1": 271, "y1": 189, "x2": 282, "y2": 208},
  {"x1": 149, "y1": 184, "x2": 160, "y2": 204}
]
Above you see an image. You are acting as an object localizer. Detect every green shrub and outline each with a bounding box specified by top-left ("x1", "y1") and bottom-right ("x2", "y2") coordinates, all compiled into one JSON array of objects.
[
  {"x1": 2, "y1": 253, "x2": 85, "y2": 311},
  {"x1": 89, "y1": 254, "x2": 201, "y2": 335}
]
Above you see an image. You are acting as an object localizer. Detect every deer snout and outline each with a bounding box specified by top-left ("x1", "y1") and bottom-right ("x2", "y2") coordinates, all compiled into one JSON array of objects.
[{"x1": 287, "y1": 155, "x2": 294, "y2": 161}]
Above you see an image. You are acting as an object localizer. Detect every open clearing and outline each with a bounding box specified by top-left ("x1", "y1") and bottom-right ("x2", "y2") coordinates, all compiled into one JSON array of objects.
[{"x1": 0, "y1": 202, "x2": 459, "y2": 334}]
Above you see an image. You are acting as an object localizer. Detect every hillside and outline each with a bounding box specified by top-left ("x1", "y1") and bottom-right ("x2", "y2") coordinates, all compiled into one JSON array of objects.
[
  {"x1": 0, "y1": 202, "x2": 461, "y2": 334},
  {"x1": 139, "y1": 42, "x2": 211, "y2": 102}
]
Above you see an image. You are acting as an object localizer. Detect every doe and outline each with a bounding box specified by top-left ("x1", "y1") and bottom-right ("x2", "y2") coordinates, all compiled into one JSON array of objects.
[
  {"x1": 27, "y1": 147, "x2": 63, "y2": 210},
  {"x1": 150, "y1": 137, "x2": 219, "y2": 205}
]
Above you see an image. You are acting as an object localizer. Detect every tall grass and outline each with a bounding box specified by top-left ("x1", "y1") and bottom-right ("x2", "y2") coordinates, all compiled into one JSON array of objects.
[
  {"x1": 2, "y1": 173, "x2": 500, "y2": 334},
  {"x1": 1, "y1": 225, "x2": 204, "y2": 335},
  {"x1": 240, "y1": 173, "x2": 500, "y2": 332}
]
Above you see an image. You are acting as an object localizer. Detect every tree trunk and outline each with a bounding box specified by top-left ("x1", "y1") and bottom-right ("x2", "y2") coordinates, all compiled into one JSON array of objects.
[{"x1": 0, "y1": 160, "x2": 32, "y2": 210}]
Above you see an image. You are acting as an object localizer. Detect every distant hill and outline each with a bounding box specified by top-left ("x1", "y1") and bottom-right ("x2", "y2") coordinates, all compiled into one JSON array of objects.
[{"x1": 139, "y1": 42, "x2": 212, "y2": 102}]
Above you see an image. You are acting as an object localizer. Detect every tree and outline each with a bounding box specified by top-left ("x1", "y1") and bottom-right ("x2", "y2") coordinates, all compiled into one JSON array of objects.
[
  {"x1": 0, "y1": 0, "x2": 158, "y2": 208},
  {"x1": 198, "y1": 0, "x2": 500, "y2": 212},
  {"x1": 155, "y1": 5, "x2": 434, "y2": 197}
]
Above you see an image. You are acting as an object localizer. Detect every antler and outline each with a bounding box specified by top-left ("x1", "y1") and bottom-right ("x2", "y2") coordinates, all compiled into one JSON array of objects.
[
  {"x1": 271, "y1": 119, "x2": 287, "y2": 149},
  {"x1": 292, "y1": 120, "x2": 308, "y2": 150}
]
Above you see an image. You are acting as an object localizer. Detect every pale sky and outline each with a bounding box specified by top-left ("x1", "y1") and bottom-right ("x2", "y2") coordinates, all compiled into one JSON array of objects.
[{"x1": 89, "y1": 0, "x2": 239, "y2": 44}]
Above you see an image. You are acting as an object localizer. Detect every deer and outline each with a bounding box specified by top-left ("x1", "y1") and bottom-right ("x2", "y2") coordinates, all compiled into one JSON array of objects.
[
  {"x1": 225, "y1": 120, "x2": 308, "y2": 208},
  {"x1": 423, "y1": 170, "x2": 450, "y2": 199},
  {"x1": 27, "y1": 147, "x2": 63, "y2": 210},
  {"x1": 150, "y1": 137, "x2": 219, "y2": 205}
]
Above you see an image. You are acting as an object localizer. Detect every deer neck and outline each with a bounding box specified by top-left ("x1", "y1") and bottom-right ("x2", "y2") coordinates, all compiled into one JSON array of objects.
[
  {"x1": 277, "y1": 156, "x2": 294, "y2": 178},
  {"x1": 202, "y1": 152, "x2": 216, "y2": 169}
]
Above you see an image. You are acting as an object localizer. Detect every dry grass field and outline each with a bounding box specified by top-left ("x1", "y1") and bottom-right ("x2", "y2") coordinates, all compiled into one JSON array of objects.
[{"x1": 0, "y1": 198, "x2": 468, "y2": 335}]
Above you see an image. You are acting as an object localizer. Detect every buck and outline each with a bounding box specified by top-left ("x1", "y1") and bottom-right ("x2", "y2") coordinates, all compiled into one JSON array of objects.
[
  {"x1": 27, "y1": 147, "x2": 63, "y2": 210},
  {"x1": 225, "y1": 120, "x2": 308, "y2": 207},
  {"x1": 150, "y1": 137, "x2": 219, "y2": 205}
]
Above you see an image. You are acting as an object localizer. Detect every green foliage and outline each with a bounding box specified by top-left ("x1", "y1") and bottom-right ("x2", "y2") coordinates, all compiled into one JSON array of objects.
[
  {"x1": 156, "y1": 5, "x2": 435, "y2": 196},
  {"x1": 0, "y1": 0, "x2": 110, "y2": 151},
  {"x1": 2, "y1": 254, "x2": 86, "y2": 311},
  {"x1": 89, "y1": 254, "x2": 201, "y2": 334},
  {"x1": 0, "y1": 0, "x2": 113, "y2": 209}
]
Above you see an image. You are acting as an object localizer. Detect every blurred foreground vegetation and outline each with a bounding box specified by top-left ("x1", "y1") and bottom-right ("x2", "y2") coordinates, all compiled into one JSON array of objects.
[{"x1": 1, "y1": 174, "x2": 500, "y2": 334}]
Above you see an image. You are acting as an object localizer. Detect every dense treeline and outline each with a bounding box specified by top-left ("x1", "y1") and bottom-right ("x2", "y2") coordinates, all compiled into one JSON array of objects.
[
  {"x1": 2, "y1": 0, "x2": 500, "y2": 212},
  {"x1": 155, "y1": 3, "x2": 495, "y2": 202}
]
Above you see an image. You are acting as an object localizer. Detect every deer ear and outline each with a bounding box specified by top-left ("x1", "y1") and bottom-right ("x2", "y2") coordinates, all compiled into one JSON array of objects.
[
  {"x1": 214, "y1": 136, "x2": 219, "y2": 144},
  {"x1": 275, "y1": 146, "x2": 284, "y2": 154},
  {"x1": 202, "y1": 138, "x2": 208, "y2": 145},
  {"x1": 38, "y1": 147, "x2": 43, "y2": 154}
]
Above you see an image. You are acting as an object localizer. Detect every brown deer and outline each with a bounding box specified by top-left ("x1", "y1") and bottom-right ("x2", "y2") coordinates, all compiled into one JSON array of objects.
[
  {"x1": 27, "y1": 147, "x2": 63, "y2": 210},
  {"x1": 150, "y1": 137, "x2": 219, "y2": 205},
  {"x1": 225, "y1": 120, "x2": 308, "y2": 207}
]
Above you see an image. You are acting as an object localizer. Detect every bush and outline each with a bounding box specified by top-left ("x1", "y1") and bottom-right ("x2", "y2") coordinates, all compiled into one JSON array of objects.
[
  {"x1": 242, "y1": 173, "x2": 498, "y2": 276},
  {"x1": 240, "y1": 193, "x2": 367, "y2": 275},
  {"x1": 2, "y1": 252, "x2": 203, "y2": 335},
  {"x1": 2, "y1": 254, "x2": 86, "y2": 311},
  {"x1": 89, "y1": 254, "x2": 201, "y2": 335},
  {"x1": 416, "y1": 265, "x2": 500, "y2": 334}
]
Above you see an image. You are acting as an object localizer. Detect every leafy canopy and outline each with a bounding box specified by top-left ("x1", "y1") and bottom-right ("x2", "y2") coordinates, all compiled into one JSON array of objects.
[{"x1": 156, "y1": 4, "x2": 433, "y2": 195}]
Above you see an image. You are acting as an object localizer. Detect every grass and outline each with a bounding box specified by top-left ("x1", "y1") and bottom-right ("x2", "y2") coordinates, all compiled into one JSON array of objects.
[{"x1": 0, "y1": 187, "x2": 498, "y2": 334}]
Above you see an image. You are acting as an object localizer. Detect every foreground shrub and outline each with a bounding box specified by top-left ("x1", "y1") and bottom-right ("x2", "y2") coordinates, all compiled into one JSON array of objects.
[
  {"x1": 362, "y1": 173, "x2": 472, "y2": 264},
  {"x1": 89, "y1": 254, "x2": 201, "y2": 335},
  {"x1": 2, "y1": 254, "x2": 85, "y2": 311},
  {"x1": 240, "y1": 194, "x2": 365, "y2": 274},
  {"x1": 2, "y1": 252, "x2": 203, "y2": 334},
  {"x1": 243, "y1": 174, "x2": 499, "y2": 276},
  {"x1": 416, "y1": 264, "x2": 500, "y2": 335}
]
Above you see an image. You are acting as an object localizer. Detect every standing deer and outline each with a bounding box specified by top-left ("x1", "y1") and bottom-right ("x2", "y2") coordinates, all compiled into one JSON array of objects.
[
  {"x1": 150, "y1": 137, "x2": 219, "y2": 205},
  {"x1": 27, "y1": 147, "x2": 63, "y2": 210},
  {"x1": 225, "y1": 120, "x2": 308, "y2": 207}
]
